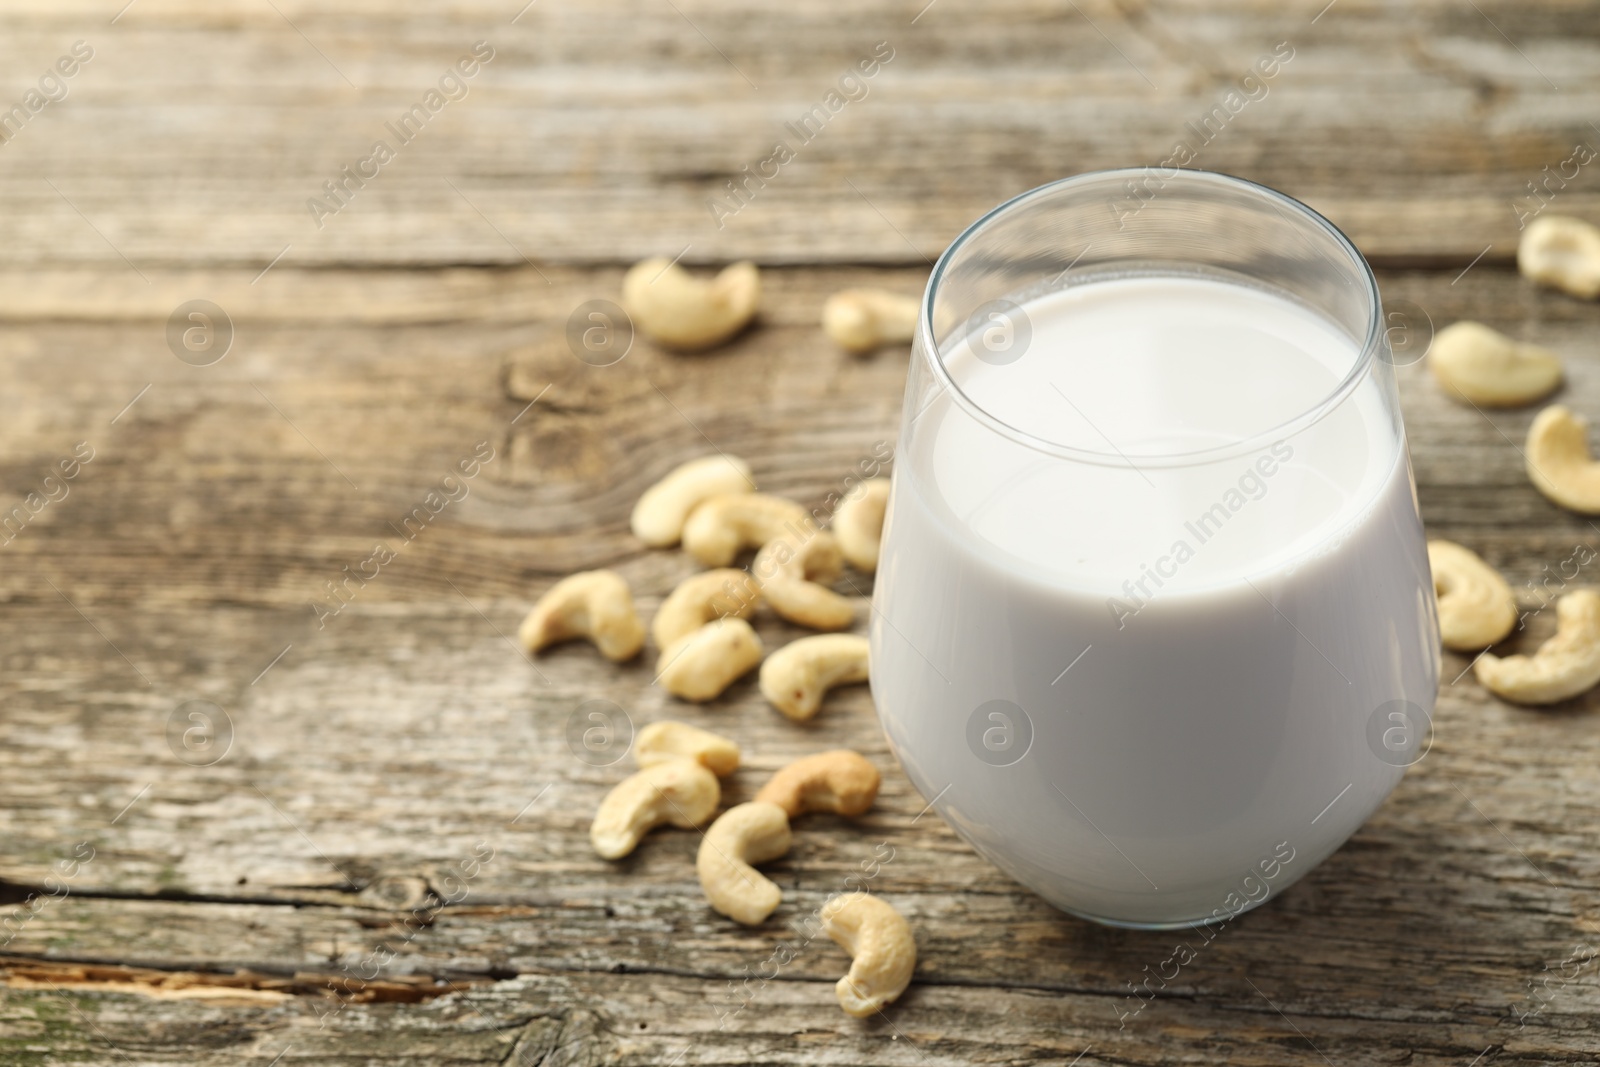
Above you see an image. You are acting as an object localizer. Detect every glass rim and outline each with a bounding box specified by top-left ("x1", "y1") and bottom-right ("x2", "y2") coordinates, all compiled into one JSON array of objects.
[{"x1": 919, "y1": 167, "x2": 1385, "y2": 470}]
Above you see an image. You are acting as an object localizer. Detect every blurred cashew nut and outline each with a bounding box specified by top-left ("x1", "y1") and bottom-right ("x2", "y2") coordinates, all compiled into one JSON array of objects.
[
  {"x1": 754, "y1": 749, "x2": 880, "y2": 818},
  {"x1": 518, "y1": 570, "x2": 645, "y2": 662},
  {"x1": 697, "y1": 801, "x2": 792, "y2": 925},
  {"x1": 1429, "y1": 540, "x2": 1517, "y2": 651},
  {"x1": 1428, "y1": 322, "x2": 1562, "y2": 408},
  {"x1": 1518, "y1": 215, "x2": 1600, "y2": 300},
  {"x1": 823, "y1": 289, "x2": 920, "y2": 354},
  {"x1": 759, "y1": 634, "x2": 870, "y2": 721},
  {"x1": 652, "y1": 568, "x2": 761, "y2": 648},
  {"x1": 635, "y1": 720, "x2": 740, "y2": 777},
  {"x1": 1527, "y1": 405, "x2": 1600, "y2": 514},
  {"x1": 590, "y1": 758, "x2": 720, "y2": 860},
  {"x1": 623, "y1": 259, "x2": 761, "y2": 350},
  {"x1": 754, "y1": 531, "x2": 855, "y2": 631},
  {"x1": 631, "y1": 455, "x2": 754, "y2": 547},
  {"x1": 682, "y1": 493, "x2": 813, "y2": 567},
  {"x1": 821, "y1": 892, "x2": 916, "y2": 1017},
  {"x1": 656, "y1": 617, "x2": 764, "y2": 702},
  {"x1": 1475, "y1": 589, "x2": 1600, "y2": 704},
  {"x1": 833, "y1": 478, "x2": 890, "y2": 572}
]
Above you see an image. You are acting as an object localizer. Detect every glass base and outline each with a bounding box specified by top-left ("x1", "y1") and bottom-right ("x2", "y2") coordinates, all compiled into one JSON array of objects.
[{"x1": 1050, "y1": 894, "x2": 1271, "y2": 931}]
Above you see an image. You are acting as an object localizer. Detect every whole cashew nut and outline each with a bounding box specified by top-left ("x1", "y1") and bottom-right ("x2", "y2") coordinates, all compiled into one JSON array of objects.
[
  {"x1": 1518, "y1": 215, "x2": 1600, "y2": 300},
  {"x1": 697, "y1": 801, "x2": 792, "y2": 925},
  {"x1": 754, "y1": 750, "x2": 880, "y2": 818},
  {"x1": 1526, "y1": 405, "x2": 1600, "y2": 514},
  {"x1": 1428, "y1": 322, "x2": 1563, "y2": 408},
  {"x1": 833, "y1": 478, "x2": 890, "y2": 572},
  {"x1": 682, "y1": 493, "x2": 814, "y2": 567},
  {"x1": 622, "y1": 259, "x2": 761, "y2": 350},
  {"x1": 635, "y1": 720, "x2": 740, "y2": 777},
  {"x1": 759, "y1": 635, "x2": 870, "y2": 721},
  {"x1": 591, "y1": 758, "x2": 720, "y2": 860},
  {"x1": 652, "y1": 568, "x2": 761, "y2": 648},
  {"x1": 823, "y1": 289, "x2": 920, "y2": 355},
  {"x1": 632, "y1": 455, "x2": 755, "y2": 547},
  {"x1": 820, "y1": 892, "x2": 916, "y2": 1017},
  {"x1": 1429, "y1": 540, "x2": 1517, "y2": 651},
  {"x1": 753, "y1": 531, "x2": 855, "y2": 631},
  {"x1": 656, "y1": 617, "x2": 764, "y2": 702},
  {"x1": 518, "y1": 570, "x2": 645, "y2": 662},
  {"x1": 1475, "y1": 589, "x2": 1600, "y2": 705}
]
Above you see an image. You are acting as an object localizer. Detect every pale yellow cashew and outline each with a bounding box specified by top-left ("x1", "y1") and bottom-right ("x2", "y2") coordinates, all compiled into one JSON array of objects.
[
  {"x1": 833, "y1": 478, "x2": 890, "y2": 572},
  {"x1": 754, "y1": 750, "x2": 880, "y2": 818},
  {"x1": 682, "y1": 493, "x2": 813, "y2": 567},
  {"x1": 753, "y1": 531, "x2": 855, "y2": 631},
  {"x1": 631, "y1": 455, "x2": 754, "y2": 547},
  {"x1": 1475, "y1": 589, "x2": 1600, "y2": 705},
  {"x1": 651, "y1": 568, "x2": 761, "y2": 648},
  {"x1": 1428, "y1": 540, "x2": 1517, "y2": 651},
  {"x1": 635, "y1": 720, "x2": 740, "y2": 777},
  {"x1": 759, "y1": 635, "x2": 870, "y2": 721},
  {"x1": 1428, "y1": 322, "x2": 1562, "y2": 408},
  {"x1": 590, "y1": 758, "x2": 720, "y2": 860},
  {"x1": 820, "y1": 892, "x2": 916, "y2": 1017},
  {"x1": 656, "y1": 617, "x2": 764, "y2": 702},
  {"x1": 622, "y1": 259, "x2": 761, "y2": 350},
  {"x1": 1526, "y1": 406, "x2": 1600, "y2": 514},
  {"x1": 517, "y1": 570, "x2": 645, "y2": 662},
  {"x1": 697, "y1": 801, "x2": 791, "y2": 925},
  {"x1": 1518, "y1": 215, "x2": 1600, "y2": 300},
  {"x1": 823, "y1": 289, "x2": 920, "y2": 354}
]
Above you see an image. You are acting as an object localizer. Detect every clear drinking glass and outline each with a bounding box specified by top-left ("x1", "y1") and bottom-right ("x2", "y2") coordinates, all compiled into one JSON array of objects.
[{"x1": 870, "y1": 169, "x2": 1440, "y2": 928}]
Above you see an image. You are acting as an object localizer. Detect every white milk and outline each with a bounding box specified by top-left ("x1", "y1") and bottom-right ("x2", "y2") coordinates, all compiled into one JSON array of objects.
[{"x1": 870, "y1": 274, "x2": 1439, "y2": 926}]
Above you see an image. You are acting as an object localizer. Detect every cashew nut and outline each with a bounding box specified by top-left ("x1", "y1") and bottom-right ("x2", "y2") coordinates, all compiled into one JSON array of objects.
[
  {"x1": 1428, "y1": 540, "x2": 1517, "y2": 652},
  {"x1": 697, "y1": 801, "x2": 791, "y2": 925},
  {"x1": 631, "y1": 455, "x2": 755, "y2": 547},
  {"x1": 1519, "y1": 215, "x2": 1600, "y2": 300},
  {"x1": 833, "y1": 478, "x2": 890, "y2": 572},
  {"x1": 518, "y1": 570, "x2": 645, "y2": 662},
  {"x1": 823, "y1": 289, "x2": 920, "y2": 355},
  {"x1": 656, "y1": 617, "x2": 764, "y2": 702},
  {"x1": 682, "y1": 493, "x2": 813, "y2": 567},
  {"x1": 820, "y1": 892, "x2": 916, "y2": 1017},
  {"x1": 753, "y1": 531, "x2": 855, "y2": 631},
  {"x1": 652, "y1": 568, "x2": 761, "y2": 648},
  {"x1": 635, "y1": 720, "x2": 740, "y2": 777},
  {"x1": 590, "y1": 758, "x2": 720, "y2": 860},
  {"x1": 1527, "y1": 405, "x2": 1600, "y2": 514},
  {"x1": 753, "y1": 750, "x2": 880, "y2": 818},
  {"x1": 622, "y1": 259, "x2": 761, "y2": 350},
  {"x1": 1475, "y1": 589, "x2": 1600, "y2": 705},
  {"x1": 1428, "y1": 322, "x2": 1563, "y2": 408},
  {"x1": 759, "y1": 635, "x2": 870, "y2": 721}
]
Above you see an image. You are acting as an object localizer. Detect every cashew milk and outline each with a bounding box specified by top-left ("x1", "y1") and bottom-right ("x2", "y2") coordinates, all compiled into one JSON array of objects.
[{"x1": 871, "y1": 274, "x2": 1439, "y2": 925}]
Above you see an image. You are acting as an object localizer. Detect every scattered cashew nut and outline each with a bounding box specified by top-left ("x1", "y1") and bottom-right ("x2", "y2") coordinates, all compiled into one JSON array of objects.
[
  {"x1": 820, "y1": 892, "x2": 916, "y2": 1017},
  {"x1": 753, "y1": 531, "x2": 855, "y2": 631},
  {"x1": 518, "y1": 570, "x2": 645, "y2": 662},
  {"x1": 1475, "y1": 589, "x2": 1600, "y2": 705},
  {"x1": 833, "y1": 478, "x2": 890, "y2": 572},
  {"x1": 1428, "y1": 322, "x2": 1562, "y2": 408},
  {"x1": 635, "y1": 720, "x2": 740, "y2": 777},
  {"x1": 823, "y1": 289, "x2": 920, "y2": 354},
  {"x1": 591, "y1": 758, "x2": 720, "y2": 860},
  {"x1": 652, "y1": 568, "x2": 761, "y2": 648},
  {"x1": 682, "y1": 493, "x2": 814, "y2": 567},
  {"x1": 759, "y1": 635, "x2": 871, "y2": 721},
  {"x1": 1526, "y1": 405, "x2": 1600, "y2": 514},
  {"x1": 1518, "y1": 215, "x2": 1600, "y2": 300},
  {"x1": 622, "y1": 258, "x2": 761, "y2": 350},
  {"x1": 656, "y1": 617, "x2": 764, "y2": 702},
  {"x1": 754, "y1": 750, "x2": 880, "y2": 818},
  {"x1": 1428, "y1": 540, "x2": 1517, "y2": 652},
  {"x1": 697, "y1": 801, "x2": 791, "y2": 925},
  {"x1": 632, "y1": 455, "x2": 754, "y2": 547}
]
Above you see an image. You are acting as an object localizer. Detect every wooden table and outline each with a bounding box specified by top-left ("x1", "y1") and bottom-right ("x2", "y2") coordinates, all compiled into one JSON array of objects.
[{"x1": 1, "y1": 1, "x2": 1597, "y2": 1063}]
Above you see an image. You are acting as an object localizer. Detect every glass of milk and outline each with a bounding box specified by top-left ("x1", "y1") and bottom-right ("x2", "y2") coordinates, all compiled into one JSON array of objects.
[{"x1": 870, "y1": 169, "x2": 1440, "y2": 928}]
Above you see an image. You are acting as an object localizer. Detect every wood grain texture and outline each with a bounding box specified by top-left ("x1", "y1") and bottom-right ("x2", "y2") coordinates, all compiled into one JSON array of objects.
[{"x1": 3, "y1": 0, "x2": 1600, "y2": 1062}]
